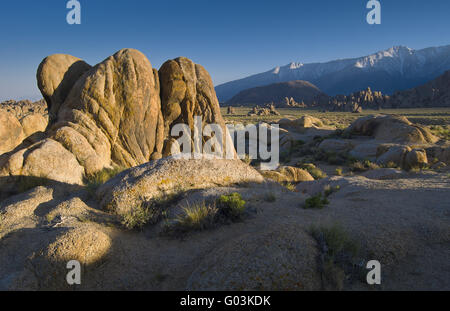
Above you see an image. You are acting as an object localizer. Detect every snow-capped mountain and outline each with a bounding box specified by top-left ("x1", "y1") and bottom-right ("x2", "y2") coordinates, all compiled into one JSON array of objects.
[{"x1": 216, "y1": 45, "x2": 450, "y2": 102}]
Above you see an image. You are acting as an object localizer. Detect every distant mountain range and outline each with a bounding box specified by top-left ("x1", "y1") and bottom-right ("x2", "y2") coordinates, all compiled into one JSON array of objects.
[
  {"x1": 216, "y1": 45, "x2": 450, "y2": 102},
  {"x1": 389, "y1": 70, "x2": 450, "y2": 108},
  {"x1": 225, "y1": 80, "x2": 328, "y2": 106}
]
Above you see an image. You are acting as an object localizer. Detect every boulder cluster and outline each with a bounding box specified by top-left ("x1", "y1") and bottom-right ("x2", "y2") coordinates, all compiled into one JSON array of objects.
[
  {"x1": 0, "y1": 99, "x2": 49, "y2": 155},
  {"x1": 0, "y1": 49, "x2": 232, "y2": 190},
  {"x1": 326, "y1": 87, "x2": 389, "y2": 111},
  {"x1": 247, "y1": 104, "x2": 280, "y2": 116},
  {"x1": 0, "y1": 99, "x2": 47, "y2": 119},
  {"x1": 319, "y1": 115, "x2": 446, "y2": 169},
  {"x1": 283, "y1": 97, "x2": 307, "y2": 108}
]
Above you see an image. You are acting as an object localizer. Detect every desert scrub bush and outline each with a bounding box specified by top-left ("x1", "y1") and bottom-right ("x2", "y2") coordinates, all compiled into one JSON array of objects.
[
  {"x1": 303, "y1": 185, "x2": 339, "y2": 209},
  {"x1": 429, "y1": 125, "x2": 450, "y2": 140},
  {"x1": 163, "y1": 193, "x2": 247, "y2": 236},
  {"x1": 335, "y1": 167, "x2": 343, "y2": 176},
  {"x1": 123, "y1": 190, "x2": 186, "y2": 230},
  {"x1": 121, "y1": 204, "x2": 152, "y2": 230},
  {"x1": 364, "y1": 160, "x2": 380, "y2": 170},
  {"x1": 383, "y1": 161, "x2": 399, "y2": 169},
  {"x1": 283, "y1": 182, "x2": 297, "y2": 192},
  {"x1": 349, "y1": 160, "x2": 380, "y2": 172},
  {"x1": 173, "y1": 202, "x2": 218, "y2": 232},
  {"x1": 216, "y1": 192, "x2": 247, "y2": 221},
  {"x1": 303, "y1": 193, "x2": 329, "y2": 209},
  {"x1": 85, "y1": 166, "x2": 125, "y2": 195},
  {"x1": 310, "y1": 224, "x2": 362, "y2": 290}
]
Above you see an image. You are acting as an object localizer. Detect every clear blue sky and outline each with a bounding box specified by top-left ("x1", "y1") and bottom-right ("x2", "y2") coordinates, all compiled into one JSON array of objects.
[{"x1": 0, "y1": 0, "x2": 449, "y2": 101}]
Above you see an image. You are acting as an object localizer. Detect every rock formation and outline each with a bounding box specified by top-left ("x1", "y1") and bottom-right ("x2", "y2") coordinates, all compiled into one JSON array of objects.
[
  {"x1": 326, "y1": 87, "x2": 389, "y2": 111},
  {"x1": 284, "y1": 97, "x2": 306, "y2": 108},
  {"x1": 97, "y1": 157, "x2": 263, "y2": 216},
  {"x1": 0, "y1": 49, "x2": 237, "y2": 191},
  {"x1": 318, "y1": 115, "x2": 440, "y2": 169},
  {"x1": 159, "y1": 57, "x2": 232, "y2": 157},
  {"x1": 226, "y1": 106, "x2": 236, "y2": 115},
  {"x1": 0, "y1": 110, "x2": 26, "y2": 155},
  {"x1": 345, "y1": 115, "x2": 438, "y2": 144},
  {"x1": 37, "y1": 54, "x2": 91, "y2": 122},
  {"x1": 260, "y1": 166, "x2": 314, "y2": 183},
  {"x1": 247, "y1": 104, "x2": 280, "y2": 116},
  {"x1": 278, "y1": 115, "x2": 324, "y2": 131}
]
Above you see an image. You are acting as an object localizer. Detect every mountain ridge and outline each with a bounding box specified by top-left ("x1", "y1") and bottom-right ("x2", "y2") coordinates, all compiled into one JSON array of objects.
[
  {"x1": 216, "y1": 44, "x2": 450, "y2": 101},
  {"x1": 225, "y1": 80, "x2": 328, "y2": 107}
]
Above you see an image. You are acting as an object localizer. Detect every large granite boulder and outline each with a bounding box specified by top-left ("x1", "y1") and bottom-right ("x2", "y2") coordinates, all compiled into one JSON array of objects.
[
  {"x1": 37, "y1": 54, "x2": 91, "y2": 121},
  {"x1": 20, "y1": 113, "x2": 48, "y2": 137},
  {"x1": 97, "y1": 157, "x2": 263, "y2": 216},
  {"x1": 0, "y1": 139, "x2": 84, "y2": 188},
  {"x1": 0, "y1": 110, "x2": 25, "y2": 155},
  {"x1": 54, "y1": 48, "x2": 165, "y2": 171},
  {"x1": 159, "y1": 57, "x2": 233, "y2": 157}
]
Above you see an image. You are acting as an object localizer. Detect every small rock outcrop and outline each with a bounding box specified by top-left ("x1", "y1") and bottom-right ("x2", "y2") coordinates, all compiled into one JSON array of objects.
[
  {"x1": 260, "y1": 166, "x2": 314, "y2": 183},
  {"x1": 279, "y1": 115, "x2": 324, "y2": 132},
  {"x1": 247, "y1": 104, "x2": 280, "y2": 117},
  {"x1": 345, "y1": 115, "x2": 438, "y2": 144},
  {"x1": 227, "y1": 106, "x2": 236, "y2": 115}
]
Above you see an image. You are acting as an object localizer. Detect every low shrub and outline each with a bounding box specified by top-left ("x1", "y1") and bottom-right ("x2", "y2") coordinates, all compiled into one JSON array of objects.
[
  {"x1": 383, "y1": 161, "x2": 399, "y2": 169},
  {"x1": 172, "y1": 202, "x2": 218, "y2": 232},
  {"x1": 429, "y1": 125, "x2": 450, "y2": 140},
  {"x1": 350, "y1": 160, "x2": 379, "y2": 172},
  {"x1": 310, "y1": 224, "x2": 362, "y2": 290},
  {"x1": 164, "y1": 193, "x2": 247, "y2": 236},
  {"x1": 85, "y1": 166, "x2": 125, "y2": 196},
  {"x1": 283, "y1": 182, "x2": 297, "y2": 192},
  {"x1": 303, "y1": 193, "x2": 329, "y2": 209},
  {"x1": 216, "y1": 192, "x2": 247, "y2": 221},
  {"x1": 122, "y1": 190, "x2": 185, "y2": 230},
  {"x1": 121, "y1": 204, "x2": 152, "y2": 230}
]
